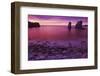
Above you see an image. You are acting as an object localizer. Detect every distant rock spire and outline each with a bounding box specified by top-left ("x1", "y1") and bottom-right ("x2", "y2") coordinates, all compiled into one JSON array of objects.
[{"x1": 68, "y1": 22, "x2": 72, "y2": 31}]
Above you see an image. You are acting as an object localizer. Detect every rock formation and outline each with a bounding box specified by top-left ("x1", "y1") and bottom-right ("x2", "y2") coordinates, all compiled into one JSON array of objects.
[
  {"x1": 75, "y1": 21, "x2": 83, "y2": 30},
  {"x1": 28, "y1": 22, "x2": 40, "y2": 28},
  {"x1": 68, "y1": 22, "x2": 72, "y2": 31}
]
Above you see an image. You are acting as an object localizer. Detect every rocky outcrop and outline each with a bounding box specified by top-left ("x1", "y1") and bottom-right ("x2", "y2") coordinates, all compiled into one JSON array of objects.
[
  {"x1": 75, "y1": 21, "x2": 83, "y2": 30},
  {"x1": 28, "y1": 22, "x2": 40, "y2": 28},
  {"x1": 68, "y1": 22, "x2": 72, "y2": 31}
]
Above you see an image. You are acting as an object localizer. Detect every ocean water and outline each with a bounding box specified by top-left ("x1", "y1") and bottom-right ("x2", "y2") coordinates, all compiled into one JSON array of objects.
[
  {"x1": 28, "y1": 26, "x2": 87, "y2": 40},
  {"x1": 28, "y1": 26, "x2": 88, "y2": 60}
]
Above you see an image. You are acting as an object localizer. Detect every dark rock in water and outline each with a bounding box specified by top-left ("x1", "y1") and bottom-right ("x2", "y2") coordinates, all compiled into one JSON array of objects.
[
  {"x1": 68, "y1": 22, "x2": 72, "y2": 31},
  {"x1": 75, "y1": 21, "x2": 84, "y2": 30},
  {"x1": 84, "y1": 25, "x2": 88, "y2": 27},
  {"x1": 28, "y1": 22, "x2": 40, "y2": 28}
]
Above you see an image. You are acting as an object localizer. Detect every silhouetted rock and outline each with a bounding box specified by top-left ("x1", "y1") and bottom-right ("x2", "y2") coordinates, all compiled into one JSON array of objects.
[
  {"x1": 68, "y1": 22, "x2": 72, "y2": 31},
  {"x1": 75, "y1": 21, "x2": 84, "y2": 30},
  {"x1": 28, "y1": 22, "x2": 40, "y2": 28}
]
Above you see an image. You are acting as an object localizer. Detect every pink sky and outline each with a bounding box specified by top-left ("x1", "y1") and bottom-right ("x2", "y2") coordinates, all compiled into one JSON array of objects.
[{"x1": 28, "y1": 15, "x2": 88, "y2": 26}]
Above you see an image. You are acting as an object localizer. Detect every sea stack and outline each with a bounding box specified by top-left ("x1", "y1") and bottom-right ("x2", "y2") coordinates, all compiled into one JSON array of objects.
[{"x1": 75, "y1": 21, "x2": 83, "y2": 30}]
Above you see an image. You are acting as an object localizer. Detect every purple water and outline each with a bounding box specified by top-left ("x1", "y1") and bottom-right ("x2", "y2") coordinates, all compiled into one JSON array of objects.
[
  {"x1": 28, "y1": 26, "x2": 87, "y2": 40},
  {"x1": 28, "y1": 26, "x2": 88, "y2": 61}
]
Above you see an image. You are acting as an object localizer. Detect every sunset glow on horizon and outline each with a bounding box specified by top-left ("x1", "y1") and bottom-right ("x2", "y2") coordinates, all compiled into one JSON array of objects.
[{"x1": 28, "y1": 15, "x2": 88, "y2": 26}]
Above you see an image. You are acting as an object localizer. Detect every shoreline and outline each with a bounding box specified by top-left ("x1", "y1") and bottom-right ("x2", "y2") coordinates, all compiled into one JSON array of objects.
[{"x1": 28, "y1": 40, "x2": 88, "y2": 60}]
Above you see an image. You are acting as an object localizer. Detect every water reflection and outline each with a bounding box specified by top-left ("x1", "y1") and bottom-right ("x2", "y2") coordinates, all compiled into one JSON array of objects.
[{"x1": 28, "y1": 26, "x2": 87, "y2": 40}]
